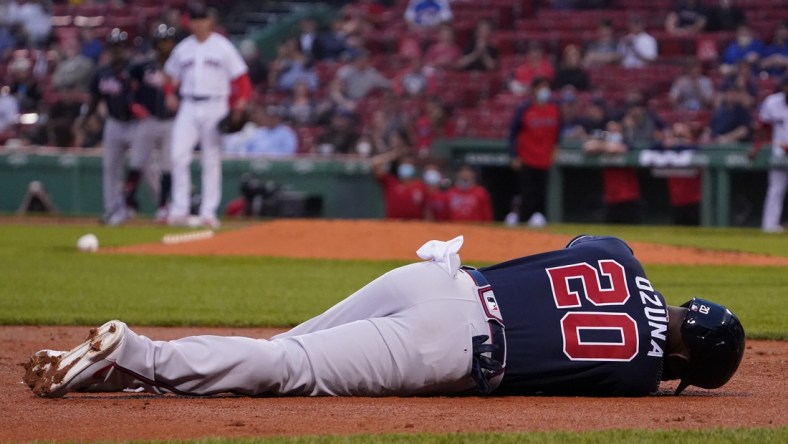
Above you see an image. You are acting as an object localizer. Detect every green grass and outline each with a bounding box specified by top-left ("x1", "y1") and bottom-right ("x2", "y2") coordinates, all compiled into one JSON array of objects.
[
  {"x1": 145, "y1": 427, "x2": 788, "y2": 443},
  {"x1": 0, "y1": 222, "x2": 786, "y2": 338},
  {"x1": 547, "y1": 224, "x2": 788, "y2": 258}
]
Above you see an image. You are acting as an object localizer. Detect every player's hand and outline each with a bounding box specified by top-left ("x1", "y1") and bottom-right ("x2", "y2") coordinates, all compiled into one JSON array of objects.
[{"x1": 165, "y1": 94, "x2": 179, "y2": 112}]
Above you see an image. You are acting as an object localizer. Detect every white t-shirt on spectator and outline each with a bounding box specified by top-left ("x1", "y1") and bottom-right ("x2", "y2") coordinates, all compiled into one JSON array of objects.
[
  {"x1": 0, "y1": 94, "x2": 19, "y2": 133},
  {"x1": 164, "y1": 33, "x2": 248, "y2": 98},
  {"x1": 619, "y1": 32, "x2": 658, "y2": 69},
  {"x1": 759, "y1": 91, "x2": 788, "y2": 158}
]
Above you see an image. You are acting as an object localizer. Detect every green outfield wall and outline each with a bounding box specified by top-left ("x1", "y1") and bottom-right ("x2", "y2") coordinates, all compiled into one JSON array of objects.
[{"x1": 0, "y1": 140, "x2": 782, "y2": 226}]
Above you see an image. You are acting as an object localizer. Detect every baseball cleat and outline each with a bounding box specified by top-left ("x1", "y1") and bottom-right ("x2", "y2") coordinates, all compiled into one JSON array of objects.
[{"x1": 22, "y1": 320, "x2": 126, "y2": 398}]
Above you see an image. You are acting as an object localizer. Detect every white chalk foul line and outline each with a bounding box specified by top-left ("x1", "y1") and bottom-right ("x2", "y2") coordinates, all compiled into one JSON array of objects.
[{"x1": 161, "y1": 230, "x2": 215, "y2": 245}]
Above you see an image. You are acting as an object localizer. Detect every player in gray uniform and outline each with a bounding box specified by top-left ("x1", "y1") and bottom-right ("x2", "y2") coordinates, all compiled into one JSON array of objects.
[
  {"x1": 123, "y1": 26, "x2": 178, "y2": 222},
  {"x1": 24, "y1": 236, "x2": 744, "y2": 398},
  {"x1": 84, "y1": 29, "x2": 137, "y2": 226}
]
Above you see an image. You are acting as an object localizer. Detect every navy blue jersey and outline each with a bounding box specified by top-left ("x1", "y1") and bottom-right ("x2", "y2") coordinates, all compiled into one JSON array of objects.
[
  {"x1": 480, "y1": 235, "x2": 667, "y2": 396},
  {"x1": 90, "y1": 65, "x2": 134, "y2": 121},
  {"x1": 129, "y1": 59, "x2": 174, "y2": 120}
]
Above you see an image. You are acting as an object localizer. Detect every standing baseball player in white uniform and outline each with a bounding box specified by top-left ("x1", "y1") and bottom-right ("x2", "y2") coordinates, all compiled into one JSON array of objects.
[
  {"x1": 756, "y1": 77, "x2": 788, "y2": 233},
  {"x1": 23, "y1": 235, "x2": 745, "y2": 398},
  {"x1": 163, "y1": 3, "x2": 251, "y2": 228}
]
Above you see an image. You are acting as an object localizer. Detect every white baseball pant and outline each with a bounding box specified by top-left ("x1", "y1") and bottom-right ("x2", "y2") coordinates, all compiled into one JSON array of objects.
[
  {"x1": 102, "y1": 261, "x2": 493, "y2": 396},
  {"x1": 761, "y1": 168, "x2": 788, "y2": 232},
  {"x1": 169, "y1": 98, "x2": 228, "y2": 221}
]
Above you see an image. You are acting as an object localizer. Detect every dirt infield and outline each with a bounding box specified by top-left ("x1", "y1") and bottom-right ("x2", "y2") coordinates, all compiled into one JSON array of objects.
[
  {"x1": 2, "y1": 220, "x2": 787, "y2": 441},
  {"x1": 114, "y1": 219, "x2": 788, "y2": 266}
]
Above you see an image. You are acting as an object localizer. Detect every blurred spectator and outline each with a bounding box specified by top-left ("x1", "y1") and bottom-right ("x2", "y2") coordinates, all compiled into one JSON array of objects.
[
  {"x1": 52, "y1": 38, "x2": 95, "y2": 92},
  {"x1": 79, "y1": 27, "x2": 104, "y2": 63},
  {"x1": 664, "y1": 0, "x2": 707, "y2": 35},
  {"x1": 7, "y1": 57, "x2": 42, "y2": 113},
  {"x1": 618, "y1": 16, "x2": 657, "y2": 69},
  {"x1": 0, "y1": 86, "x2": 19, "y2": 140},
  {"x1": 511, "y1": 42, "x2": 554, "y2": 95},
  {"x1": 0, "y1": 24, "x2": 18, "y2": 61},
  {"x1": 669, "y1": 60, "x2": 714, "y2": 110},
  {"x1": 508, "y1": 77, "x2": 561, "y2": 227},
  {"x1": 446, "y1": 164, "x2": 493, "y2": 222},
  {"x1": 281, "y1": 80, "x2": 321, "y2": 125},
  {"x1": 238, "y1": 39, "x2": 267, "y2": 86},
  {"x1": 316, "y1": 108, "x2": 361, "y2": 155},
  {"x1": 371, "y1": 150, "x2": 427, "y2": 220},
  {"x1": 315, "y1": 17, "x2": 349, "y2": 61},
  {"x1": 297, "y1": 18, "x2": 321, "y2": 61},
  {"x1": 456, "y1": 19, "x2": 499, "y2": 72},
  {"x1": 413, "y1": 97, "x2": 454, "y2": 159},
  {"x1": 330, "y1": 48, "x2": 391, "y2": 111},
  {"x1": 268, "y1": 38, "x2": 318, "y2": 92},
  {"x1": 652, "y1": 122, "x2": 702, "y2": 225},
  {"x1": 370, "y1": 93, "x2": 411, "y2": 153},
  {"x1": 553, "y1": 44, "x2": 589, "y2": 91},
  {"x1": 705, "y1": 86, "x2": 752, "y2": 144},
  {"x1": 557, "y1": 88, "x2": 587, "y2": 140},
  {"x1": 162, "y1": 7, "x2": 191, "y2": 43},
  {"x1": 620, "y1": 92, "x2": 664, "y2": 147},
  {"x1": 583, "y1": 120, "x2": 643, "y2": 224},
  {"x1": 392, "y1": 55, "x2": 438, "y2": 97},
  {"x1": 583, "y1": 20, "x2": 620, "y2": 68},
  {"x1": 720, "y1": 24, "x2": 765, "y2": 74},
  {"x1": 581, "y1": 95, "x2": 610, "y2": 135},
  {"x1": 760, "y1": 21, "x2": 788, "y2": 78},
  {"x1": 78, "y1": 112, "x2": 104, "y2": 148},
  {"x1": 404, "y1": 0, "x2": 452, "y2": 29},
  {"x1": 7, "y1": 0, "x2": 51, "y2": 47},
  {"x1": 242, "y1": 105, "x2": 298, "y2": 157},
  {"x1": 706, "y1": 0, "x2": 746, "y2": 32},
  {"x1": 346, "y1": 0, "x2": 390, "y2": 26},
  {"x1": 719, "y1": 60, "x2": 758, "y2": 108},
  {"x1": 423, "y1": 163, "x2": 450, "y2": 221},
  {"x1": 424, "y1": 23, "x2": 462, "y2": 71}
]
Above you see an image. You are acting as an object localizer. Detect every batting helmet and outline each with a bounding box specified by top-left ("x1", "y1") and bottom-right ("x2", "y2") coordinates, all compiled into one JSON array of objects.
[
  {"x1": 106, "y1": 28, "x2": 129, "y2": 46},
  {"x1": 153, "y1": 24, "x2": 176, "y2": 43},
  {"x1": 674, "y1": 298, "x2": 745, "y2": 395}
]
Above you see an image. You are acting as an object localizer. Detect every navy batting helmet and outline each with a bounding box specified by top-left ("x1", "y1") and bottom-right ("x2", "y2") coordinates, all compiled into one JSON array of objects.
[
  {"x1": 153, "y1": 24, "x2": 176, "y2": 42},
  {"x1": 106, "y1": 28, "x2": 129, "y2": 46},
  {"x1": 675, "y1": 298, "x2": 745, "y2": 395}
]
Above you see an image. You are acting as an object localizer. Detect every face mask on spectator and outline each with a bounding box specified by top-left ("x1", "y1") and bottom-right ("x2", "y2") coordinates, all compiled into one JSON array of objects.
[
  {"x1": 423, "y1": 169, "x2": 441, "y2": 187},
  {"x1": 536, "y1": 87, "x2": 551, "y2": 104},
  {"x1": 398, "y1": 163, "x2": 416, "y2": 180},
  {"x1": 456, "y1": 178, "x2": 472, "y2": 190}
]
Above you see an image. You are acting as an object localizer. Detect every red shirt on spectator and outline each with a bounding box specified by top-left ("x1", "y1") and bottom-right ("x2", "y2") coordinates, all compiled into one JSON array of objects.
[
  {"x1": 414, "y1": 114, "x2": 456, "y2": 157},
  {"x1": 447, "y1": 185, "x2": 493, "y2": 222},
  {"x1": 508, "y1": 101, "x2": 561, "y2": 169},
  {"x1": 667, "y1": 174, "x2": 701, "y2": 207},
  {"x1": 426, "y1": 188, "x2": 450, "y2": 221},
  {"x1": 377, "y1": 173, "x2": 427, "y2": 219},
  {"x1": 602, "y1": 168, "x2": 641, "y2": 204},
  {"x1": 514, "y1": 58, "x2": 555, "y2": 87}
]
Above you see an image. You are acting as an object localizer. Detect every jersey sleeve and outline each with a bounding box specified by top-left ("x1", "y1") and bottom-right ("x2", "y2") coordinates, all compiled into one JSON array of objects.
[
  {"x1": 224, "y1": 39, "x2": 249, "y2": 79},
  {"x1": 758, "y1": 96, "x2": 775, "y2": 124},
  {"x1": 163, "y1": 46, "x2": 180, "y2": 80}
]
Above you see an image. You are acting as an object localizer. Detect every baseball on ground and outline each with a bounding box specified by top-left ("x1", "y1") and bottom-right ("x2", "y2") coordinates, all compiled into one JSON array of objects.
[{"x1": 76, "y1": 233, "x2": 99, "y2": 252}]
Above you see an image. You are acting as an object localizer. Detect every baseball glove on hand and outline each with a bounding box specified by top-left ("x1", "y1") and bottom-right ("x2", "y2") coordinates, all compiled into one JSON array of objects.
[{"x1": 218, "y1": 108, "x2": 249, "y2": 134}]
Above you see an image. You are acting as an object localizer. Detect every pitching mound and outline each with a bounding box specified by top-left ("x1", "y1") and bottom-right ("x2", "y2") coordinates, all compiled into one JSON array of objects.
[{"x1": 113, "y1": 219, "x2": 788, "y2": 266}]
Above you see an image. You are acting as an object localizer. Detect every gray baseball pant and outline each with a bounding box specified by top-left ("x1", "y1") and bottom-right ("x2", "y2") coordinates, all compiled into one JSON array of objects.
[
  {"x1": 130, "y1": 117, "x2": 174, "y2": 200},
  {"x1": 102, "y1": 117, "x2": 138, "y2": 220},
  {"x1": 103, "y1": 261, "x2": 493, "y2": 396}
]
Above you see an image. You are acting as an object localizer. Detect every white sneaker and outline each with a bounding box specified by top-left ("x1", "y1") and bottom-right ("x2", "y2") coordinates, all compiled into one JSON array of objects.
[
  {"x1": 200, "y1": 216, "x2": 221, "y2": 230},
  {"x1": 762, "y1": 226, "x2": 785, "y2": 234},
  {"x1": 154, "y1": 206, "x2": 169, "y2": 224},
  {"x1": 23, "y1": 320, "x2": 126, "y2": 398},
  {"x1": 527, "y1": 212, "x2": 547, "y2": 228},
  {"x1": 504, "y1": 211, "x2": 520, "y2": 227}
]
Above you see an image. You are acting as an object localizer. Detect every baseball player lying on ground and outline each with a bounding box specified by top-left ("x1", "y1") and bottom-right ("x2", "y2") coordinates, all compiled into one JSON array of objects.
[{"x1": 23, "y1": 235, "x2": 744, "y2": 398}]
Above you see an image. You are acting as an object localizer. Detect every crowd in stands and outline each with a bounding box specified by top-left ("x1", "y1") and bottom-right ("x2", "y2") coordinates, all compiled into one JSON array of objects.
[{"x1": 1, "y1": 0, "x2": 787, "y2": 224}]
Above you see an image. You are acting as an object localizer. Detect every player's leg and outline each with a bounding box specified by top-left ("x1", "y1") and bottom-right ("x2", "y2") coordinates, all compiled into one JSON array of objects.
[
  {"x1": 157, "y1": 119, "x2": 175, "y2": 219},
  {"x1": 101, "y1": 118, "x2": 128, "y2": 224},
  {"x1": 196, "y1": 101, "x2": 229, "y2": 226},
  {"x1": 126, "y1": 119, "x2": 154, "y2": 213},
  {"x1": 761, "y1": 168, "x2": 788, "y2": 232},
  {"x1": 108, "y1": 263, "x2": 485, "y2": 396},
  {"x1": 168, "y1": 104, "x2": 201, "y2": 222}
]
